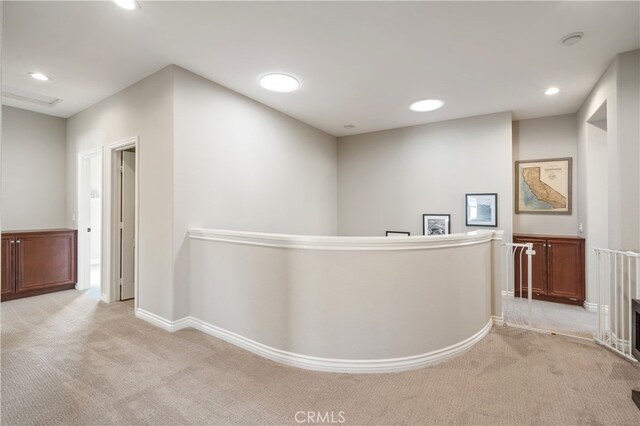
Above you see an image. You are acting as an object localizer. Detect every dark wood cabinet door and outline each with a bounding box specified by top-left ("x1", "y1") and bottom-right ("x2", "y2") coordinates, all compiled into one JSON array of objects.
[
  {"x1": 15, "y1": 232, "x2": 77, "y2": 293},
  {"x1": 547, "y1": 238, "x2": 585, "y2": 302},
  {"x1": 513, "y1": 236, "x2": 547, "y2": 297},
  {"x1": 1, "y1": 236, "x2": 14, "y2": 294}
]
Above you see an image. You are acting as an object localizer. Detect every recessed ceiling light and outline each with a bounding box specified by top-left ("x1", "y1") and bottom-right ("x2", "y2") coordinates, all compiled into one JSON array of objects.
[
  {"x1": 561, "y1": 32, "x2": 583, "y2": 46},
  {"x1": 28, "y1": 72, "x2": 50, "y2": 81},
  {"x1": 409, "y1": 99, "x2": 444, "y2": 112},
  {"x1": 545, "y1": 87, "x2": 560, "y2": 96},
  {"x1": 114, "y1": 0, "x2": 136, "y2": 10},
  {"x1": 343, "y1": 124, "x2": 355, "y2": 130},
  {"x1": 259, "y1": 73, "x2": 300, "y2": 93}
]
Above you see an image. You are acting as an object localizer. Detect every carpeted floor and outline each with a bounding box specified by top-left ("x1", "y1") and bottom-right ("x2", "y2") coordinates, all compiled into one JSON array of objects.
[
  {"x1": 2, "y1": 290, "x2": 639, "y2": 425},
  {"x1": 503, "y1": 297, "x2": 597, "y2": 338}
]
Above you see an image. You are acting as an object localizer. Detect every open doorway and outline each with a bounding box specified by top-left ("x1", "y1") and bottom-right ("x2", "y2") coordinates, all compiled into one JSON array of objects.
[
  {"x1": 119, "y1": 148, "x2": 136, "y2": 301},
  {"x1": 104, "y1": 137, "x2": 139, "y2": 306},
  {"x1": 77, "y1": 148, "x2": 103, "y2": 297},
  {"x1": 531, "y1": 105, "x2": 607, "y2": 339},
  {"x1": 504, "y1": 107, "x2": 608, "y2": 339}
]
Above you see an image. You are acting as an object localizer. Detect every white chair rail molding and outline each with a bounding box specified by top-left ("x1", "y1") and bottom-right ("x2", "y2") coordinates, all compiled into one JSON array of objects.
[{"x1": 136, "y1": 228, "x2": 504, "y2": 374}]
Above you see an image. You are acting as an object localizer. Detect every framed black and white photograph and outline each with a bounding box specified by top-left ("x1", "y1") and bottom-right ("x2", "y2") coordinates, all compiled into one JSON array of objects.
[
  {"x1": 386, "y1": 231, "x2": 410, "y2": 237},
  {"x1": 465, "y1": 193, "x2": 498, "y2": 227},
  {"x1": 422, "y1": 214, "x2": 451, "y2": 236}
]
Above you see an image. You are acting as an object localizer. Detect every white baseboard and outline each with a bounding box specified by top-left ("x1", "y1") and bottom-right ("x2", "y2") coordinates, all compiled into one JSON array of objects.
[
  {"x1": 135, "y1": 308, "x2": 178, "y2": 332},
  {"x1": 492, "y1": 315, "x2": 505, "y2": 326},
  {"x1": 135, "y1": 310, "x2": 494, "y2": 374},
  {"x1": 583, "y1": 301, "x2": 609, "y2": 313},
  {"x1": 172, "y1": 316, "x2": 192, "y2": 331}
]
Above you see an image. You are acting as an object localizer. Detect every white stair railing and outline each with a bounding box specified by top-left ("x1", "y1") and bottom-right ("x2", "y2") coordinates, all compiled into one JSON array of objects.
[
  {"x1": 594, "y1": 248, "x2": 639, "y2": 361},
  {"x1": 502, "y1": 243, "x2": 535, "y2": 328}
]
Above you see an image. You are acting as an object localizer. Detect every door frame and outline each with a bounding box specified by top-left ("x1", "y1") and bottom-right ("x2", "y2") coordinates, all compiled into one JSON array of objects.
[
  {"x1": 77, "y1": 147, "x2": 103, "y2": 291},
  {"x1": 103, "y1": 137, "x2": 139, "y2": 308}
]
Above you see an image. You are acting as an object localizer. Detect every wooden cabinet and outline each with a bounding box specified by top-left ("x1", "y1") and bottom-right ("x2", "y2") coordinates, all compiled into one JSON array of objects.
[
  {"x1": 1, "y1": 236, "x2": 14, "y2": 295},
  {"x1": 1, "y1": 229, "x2": 77, "y2": 301},
  {"x1": 513, "y1": 234, "x2": 585, "y2": 305}
]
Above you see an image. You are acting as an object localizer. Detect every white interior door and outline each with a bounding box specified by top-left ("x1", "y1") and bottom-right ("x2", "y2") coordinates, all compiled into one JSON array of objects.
[
  {"x1": 120, "y1": 150, "x2": 135, "y2": 301},
  {"x1": 77, "y1": 149, "x2": 102, "y2": 291},
  {"x1": 88, "y1": 155, "x2": 102, "y2": 288}
]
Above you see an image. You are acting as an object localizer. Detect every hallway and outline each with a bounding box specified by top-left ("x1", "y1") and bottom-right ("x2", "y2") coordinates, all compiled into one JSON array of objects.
[{"x1": 2, "y1": 290, "x2": 639, "y2": 425}]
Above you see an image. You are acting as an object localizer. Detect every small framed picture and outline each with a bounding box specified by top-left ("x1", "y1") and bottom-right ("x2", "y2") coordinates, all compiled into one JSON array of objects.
[
  {"x1": 465, "y1": 193, "x2": 498, "y2": 227},
  {"x1": 386, "y1": 231, "x2": 410, "y2": 237},
  {"x1": 422, "y1": 214, "x2": 451, "y2": 236}
]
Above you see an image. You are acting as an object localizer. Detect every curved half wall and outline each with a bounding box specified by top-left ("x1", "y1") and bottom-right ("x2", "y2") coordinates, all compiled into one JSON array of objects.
[{"x1": 181, "y1": 229, "x2": 503, "y2": 373}]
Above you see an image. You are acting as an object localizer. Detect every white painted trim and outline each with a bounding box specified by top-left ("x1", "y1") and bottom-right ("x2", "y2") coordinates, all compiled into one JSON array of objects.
[
  {"x1": 172, "y1": 316, "x2": 192, "y2": 331},
  {"x1": 135, "y1": 308, "x2": 175, "y2": 332},
  {"x1": 134, "y1": 312, "x2": 493, "y2": 374},
  {"x1": 103, "y1": 137, "x2": 139, "y2": 309},
  {"x1": 583, "y1": 301, "x2": 609, "y2": 313},
  {"x1": 188, "y1": 228, "x2": 502, "y2": 251},
  {"x1": 584, "y1": 301, "x2": 598, "y2": 312},
  {"x1": 492, "y1": 316, "x2": 505, "y2": 326}
]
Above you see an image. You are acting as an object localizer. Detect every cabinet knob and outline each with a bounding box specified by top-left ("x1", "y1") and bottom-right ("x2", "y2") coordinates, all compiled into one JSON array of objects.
[
  {"x1": 10, "y1": 240, "x2": 14, "y2": 244},
  {"x1": 16, "y1": 240, "x2": 21, "y2": 244}
]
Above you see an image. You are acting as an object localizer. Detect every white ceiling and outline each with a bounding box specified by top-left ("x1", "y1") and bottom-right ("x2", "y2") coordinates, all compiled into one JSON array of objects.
[{"x1": 3, "y1": 1, "x2": 639, "y2": 136}]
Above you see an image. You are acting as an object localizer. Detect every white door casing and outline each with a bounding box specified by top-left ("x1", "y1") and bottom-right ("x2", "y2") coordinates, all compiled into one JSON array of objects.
[
  {"x1": 120, "y1": 150, "x2": 135, "y2": 301},
  {"x1": 103, "y1": 136, "x2": 138, "y2": 306}
]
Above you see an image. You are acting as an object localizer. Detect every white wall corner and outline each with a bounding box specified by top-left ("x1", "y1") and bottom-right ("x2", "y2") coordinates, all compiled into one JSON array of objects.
[
  {"x1": 583, "y1": 301, "x2": 598, "y2": 313},
  {"x1": 135, "y1": 308, "x2": 186, "y2": 332}
]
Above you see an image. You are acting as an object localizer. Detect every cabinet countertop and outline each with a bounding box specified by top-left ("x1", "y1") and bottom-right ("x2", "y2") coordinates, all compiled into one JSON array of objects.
[
  {"x1": 513, "y1": 233, "x2": 585, "y2": 240},
  {"x1": 2, "y1": 228, "x2": 77, "y2": 235}
]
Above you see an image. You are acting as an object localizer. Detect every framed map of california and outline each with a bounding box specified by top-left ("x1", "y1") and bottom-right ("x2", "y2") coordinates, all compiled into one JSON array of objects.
[{"x1": 515, "y1": 157, "x2": 572, "y2": 214}]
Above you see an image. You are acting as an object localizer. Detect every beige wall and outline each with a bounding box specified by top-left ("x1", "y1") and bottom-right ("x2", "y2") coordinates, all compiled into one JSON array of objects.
[
  {"x1": 512, "y1": 114, "x2": 579, "y2": 236},
  {"x1": 66, "y1": 66, "x2": 175, "y2": 320},
  {"x1": 189, "y1": 230, "x2": 495, "y2": 367},
  {"x1": 337, "y1": 112, "x2": 513, "y2": 240},
  {"x1": 172, "y1": 66, "x2": 338, "y2": 319},
  {"x1": 65, "y1": 64, "x2": 338, "y2": 321},
  {"x1": 172, "y1": 66, "x2": 337, "y2": 235},
  {"x1": 577, "y1": 49, "x2": 640, "y2": 304},
  {"x1": 615, "y1": 50, "x2": 640, "y2": 252},
  {"x1": 51, "y1": 50, "x2": 640, "y2": 325},
  {"x1": 2, "y1": 106, "x2": 67, "y2": 231}
]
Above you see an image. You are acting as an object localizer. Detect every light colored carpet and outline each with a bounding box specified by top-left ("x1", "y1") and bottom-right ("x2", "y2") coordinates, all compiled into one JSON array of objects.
[
  {"x1": 503, "y1": 297, "x2": 597, "y2": 338},
  {"x1": 2, "y1": 290, "x2": 640, "y2": 425}
]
